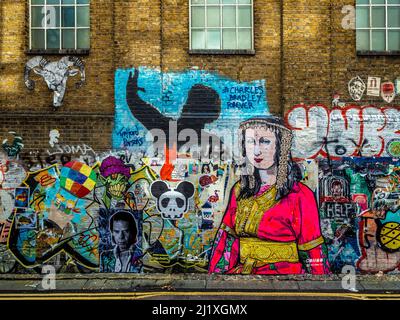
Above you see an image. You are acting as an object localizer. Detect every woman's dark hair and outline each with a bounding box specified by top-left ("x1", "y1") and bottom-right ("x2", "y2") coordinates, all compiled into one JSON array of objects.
[
  {"x1": 201, "y1": 163, "x2": 211, "y2": 174},
  {"x1": 109, "y1": 210, "x2": 137, "y2": 244},
  {"x1": 238, "y1": 117, "x2": 302, "y2": 201}
]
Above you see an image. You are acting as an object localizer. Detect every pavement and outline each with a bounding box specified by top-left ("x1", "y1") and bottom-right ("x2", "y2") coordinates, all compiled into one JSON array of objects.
[{"x1": 0, "y1": 273, "x2": 400, "y2": 299}]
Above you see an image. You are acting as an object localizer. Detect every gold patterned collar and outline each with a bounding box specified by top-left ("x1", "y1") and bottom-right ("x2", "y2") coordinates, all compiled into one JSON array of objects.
[{"x1": 235, "y1": 185, "x2": 278, "y2": 237}]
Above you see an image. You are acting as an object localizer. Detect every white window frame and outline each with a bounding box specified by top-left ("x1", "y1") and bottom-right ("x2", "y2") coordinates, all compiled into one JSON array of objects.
[
  {"x1": 189, "y1": 0, "x2": 254, "y2": 52},
  {"x1": 29, "y1": 0, "x2": 90, "y2": 51},
  {"x1": 356, "y1": 0, "x2": 400, "y2": 52}
]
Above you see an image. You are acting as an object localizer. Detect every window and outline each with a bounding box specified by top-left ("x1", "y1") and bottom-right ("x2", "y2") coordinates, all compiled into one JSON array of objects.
[
  {"x1": 29, "y1": 0, "x2": 90, "y2": 53},
  {"x1": 189, "y1": 0, "x2": 254, "y2": 53},
  {"x1": 356, "y1": 0, "x2": 400, "y2": 53}
]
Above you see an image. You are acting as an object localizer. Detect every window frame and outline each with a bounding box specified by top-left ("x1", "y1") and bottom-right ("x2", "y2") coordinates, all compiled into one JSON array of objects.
[
  {"x1": 356, "y1": 0, "x2": 400, "y2": 56},
  {"x1": 27, "y1": 0, "x2": 90, "y2": 55},
  {"x1": 188, "y1": 0, "x2": 255, "y2": 55}
]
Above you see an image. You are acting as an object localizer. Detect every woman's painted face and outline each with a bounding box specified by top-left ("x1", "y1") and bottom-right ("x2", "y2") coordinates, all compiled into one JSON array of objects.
[{"x1": 245, "y1": 128, "x2": 277, "y2": 170}]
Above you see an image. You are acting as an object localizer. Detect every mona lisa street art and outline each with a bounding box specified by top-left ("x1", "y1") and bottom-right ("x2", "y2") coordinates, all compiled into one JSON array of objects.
[
  {"x1": 0, "y1": 67, "x2": 399, "y2": 275},
  {"x1": 208, "y1": 117, "x2": 330, "y2": 275}
]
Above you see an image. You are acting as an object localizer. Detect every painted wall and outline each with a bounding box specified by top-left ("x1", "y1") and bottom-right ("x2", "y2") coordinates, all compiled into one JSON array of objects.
[{"x1": 0, "y1": 68, "x2": 399, "y2": 275}]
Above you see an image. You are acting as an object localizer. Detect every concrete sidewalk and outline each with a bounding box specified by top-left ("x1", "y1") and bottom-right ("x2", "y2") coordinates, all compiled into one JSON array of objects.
[{"x1": 0, "y1": 273, "x2": 399, "y2": 296}]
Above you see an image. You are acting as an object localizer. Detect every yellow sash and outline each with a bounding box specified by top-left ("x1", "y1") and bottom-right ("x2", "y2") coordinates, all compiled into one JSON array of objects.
[{"x1": 239, "y1": 238, "x2": 299, "y2": 274}]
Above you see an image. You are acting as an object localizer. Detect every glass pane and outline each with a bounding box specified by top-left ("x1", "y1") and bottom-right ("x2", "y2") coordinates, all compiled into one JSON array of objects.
[
  {"x1": 388, "y1": 8, "x2": 400, "y2": 27},
  {"x1": 207, "y1": 0, "x2": 219, "y2": 3},
  {"x1": 238, "y1": 0, "x2": 251, "y2": 3},
  {"x1": 47, "y1": 0, "x2": 60, "y2": 4},
  {"x1": 192, "y1": 7, "x2": 205, "y2": 27},
  {"x1": 31, "y1": 6, "x2": 44, "y2": 28},
  {"x1": 31, "y1": 29, "x2": 45, "y2": 49},
  {"x1": 356, "y1": 7, "x2": 369, "y2": 28},
  {"x1": 31, "y1": 0, "x2": 44, "y2": 4},
  {"x1": 46, "y1": 6, "x2": 60, "y2": 28},
  {"x1": 32, "y1": 6, "x2": 60, "y2": 28},
  {"x1": 389, "y1": 30, "x2": 400, "y2": 50},
  {"x1": 62, "y1": 0, "x2": 75, "y2": 4},
  {"x1": 77, "y1": 6, "x2": 90, "y2": 27},
  {"x1": 356, "y1": 0, "x2": 369, "y2": 4},
  {"x1": 77, "y1": 0, "x2": 90, "y2": 4},
  {"x1": 371, "y1": 0, "x2": 385, "y2": 3},
  {"x1": 223, "y1": 6, "x2": 235, "y2": 27},
  {"x1": 222, "y1": 0, "x2": 236, "y2": 3},
  {"x1": 388, "y1": 0, "x2": 400, "y2": 3},
  {"x1": 77, "y1": 29, "x2": 90, "y2": 49},
  {"x1": 62, "y1": 6, "x2": 75, "y2": 27},
  {"x1": 191, "y1": 29, "x2": 205, "y2": 49},
  {"x1": 238, "y1": 6, "x2": 251, "y2": 27},
  {"x1": 191, "y1": 0, "x2": 205, "y2": 3},
  {"x1": 62, "y1": 29, "x2": 75, "y2": 49},
  {"x1": 238, "y1": 28, "x2": 251, "y2": 49},
  {"x1": 356, "y1": 30, "x2": 370, "y2": 50},
  {"x1": 207, "y1": 7, "x2": 220, "y2": 27},
  {"x1": 371, "y1": 30, "x2": 386, "y2": 50},
  {"x1": 47, "y1": 29, "x2": 60, "y2": 49},
  {"x1": 207, "y1": 29, "x2": 221, "y2": 49},
  {"x1": 371, "y1": 7, "x2": 385, "y2": 28},
  {"x1": 223, "y1": 29, "x2": 236, "y2": 49}
]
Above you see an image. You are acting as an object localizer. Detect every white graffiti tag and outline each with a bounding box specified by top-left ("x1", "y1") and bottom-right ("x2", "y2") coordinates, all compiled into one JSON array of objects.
[{"x1": 285, "y1": 104, "x2": 400, "y2": 160}]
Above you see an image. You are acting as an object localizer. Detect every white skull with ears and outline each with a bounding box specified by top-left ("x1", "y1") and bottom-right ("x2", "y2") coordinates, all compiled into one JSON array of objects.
[{"x1": 151, "y1": 181, "x2": 195, "y2": 220}]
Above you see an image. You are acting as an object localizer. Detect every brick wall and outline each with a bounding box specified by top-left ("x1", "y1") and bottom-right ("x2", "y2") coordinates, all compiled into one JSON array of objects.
[{"x1": 1, "y1": 0, "x2": 399, "y2": 152}]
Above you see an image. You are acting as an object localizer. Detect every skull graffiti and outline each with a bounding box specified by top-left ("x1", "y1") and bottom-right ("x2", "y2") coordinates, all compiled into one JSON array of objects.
[{"x1": 151, "y1": 180, "x2": 194, "y2": 220}]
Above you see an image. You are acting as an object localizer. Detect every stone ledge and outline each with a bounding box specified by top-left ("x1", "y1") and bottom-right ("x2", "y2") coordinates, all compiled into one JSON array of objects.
[
  {"x1": 0, "y1": 273, "x2": 397, "y2": 294},
  {"x1": 0, "y1": 273, "x2": 399, "y2": 282}
]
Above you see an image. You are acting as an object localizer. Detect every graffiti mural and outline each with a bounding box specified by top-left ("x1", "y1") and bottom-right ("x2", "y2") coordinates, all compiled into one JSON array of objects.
[
  {"x1": 318, "y1": 160, "x2": 361, "y2": 273},
  {"x1": 2, "y1": 68, "x2": 400, "y2": 276},
  {"x1": 354, "y1": 159, "x2": 400, "y2": 273},
  {"x1": 208, "y1": 116, "x2": 330, "y2": 275},
  {"x1": 8, "y1": 161, "x2": 99, "y2": 269},
  {"x1": 113, "y1": 67, "x2": 269, "y2": 163}
]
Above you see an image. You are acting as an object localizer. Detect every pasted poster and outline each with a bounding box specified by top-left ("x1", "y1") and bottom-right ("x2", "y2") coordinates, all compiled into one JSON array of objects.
[{"x1": 99, "y1": 209, "x2": 143, "y2": 273}]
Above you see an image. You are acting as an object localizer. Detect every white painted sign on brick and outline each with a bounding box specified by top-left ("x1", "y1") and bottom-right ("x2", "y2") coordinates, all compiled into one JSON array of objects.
[{"x1": 367, "y1": 77, "x2": 381, "y2": 97}]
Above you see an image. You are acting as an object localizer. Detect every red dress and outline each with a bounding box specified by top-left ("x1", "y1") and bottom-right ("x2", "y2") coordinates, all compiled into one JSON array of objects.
[{"x1": 209, "y1": 182, "x2": 330, "y2": 275}]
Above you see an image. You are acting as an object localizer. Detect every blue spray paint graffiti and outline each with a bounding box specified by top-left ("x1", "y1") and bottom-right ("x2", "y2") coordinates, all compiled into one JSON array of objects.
[{"x1": 113, "y1": 67, "x2": 269, "y2": 152}]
